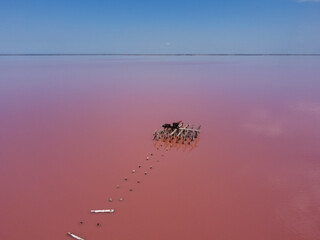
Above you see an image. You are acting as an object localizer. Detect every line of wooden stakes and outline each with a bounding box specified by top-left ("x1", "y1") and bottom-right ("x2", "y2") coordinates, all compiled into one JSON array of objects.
[{"x1": 67, "y1": 122, "x2": 201, "y2": 240}]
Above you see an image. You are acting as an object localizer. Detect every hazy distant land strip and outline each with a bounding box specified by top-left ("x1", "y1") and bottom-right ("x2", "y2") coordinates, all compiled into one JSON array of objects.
[{"x1": 1, "y1": 54, "x2": 320, "y2": 56}]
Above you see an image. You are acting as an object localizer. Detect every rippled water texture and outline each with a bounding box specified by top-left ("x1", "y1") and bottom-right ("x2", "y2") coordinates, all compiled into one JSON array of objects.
[{"x1": 0, "y1": 56, "x2": 319, "y2": 240}]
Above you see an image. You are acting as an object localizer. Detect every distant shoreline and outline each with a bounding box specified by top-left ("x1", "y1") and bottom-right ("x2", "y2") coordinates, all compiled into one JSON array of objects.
[{"x1": 1, "y1": 54, "x2": 320, "y2": 57}]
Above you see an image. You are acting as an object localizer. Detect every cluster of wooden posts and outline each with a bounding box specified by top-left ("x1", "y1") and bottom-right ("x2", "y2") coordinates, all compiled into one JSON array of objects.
[{"x1": 153, "y1": 122, "x2": 201, "y2": 144}]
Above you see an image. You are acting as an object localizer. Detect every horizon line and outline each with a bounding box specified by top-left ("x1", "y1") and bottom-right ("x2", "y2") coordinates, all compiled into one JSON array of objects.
[{"x1": 1, "y1": 53, "x2": 320, "y2": 56}]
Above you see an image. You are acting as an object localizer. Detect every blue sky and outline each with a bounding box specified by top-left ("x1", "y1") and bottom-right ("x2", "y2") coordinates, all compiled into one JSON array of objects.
[{"x1": 0, "y1": 0, "x2": 320, "y2": 53}]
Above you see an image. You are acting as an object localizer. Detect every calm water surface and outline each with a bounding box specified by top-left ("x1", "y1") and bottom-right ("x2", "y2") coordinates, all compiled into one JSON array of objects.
[{"x1": 0, "y1": 56, "x2": 320, "y2": 240}]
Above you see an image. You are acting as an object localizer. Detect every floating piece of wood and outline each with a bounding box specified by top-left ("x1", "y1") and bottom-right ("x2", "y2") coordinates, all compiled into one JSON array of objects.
[
  {"x1": 129, "y1": 188, "x2": 133, "y2": 191},
  {"x1": 116, "y1": 185, "x2": 120, "y2": 188},
  {"x1": 124, "y1": 177, "x2": 128, "y2": 181},
  {"x1": 90, "y1": 209, "x2": 115, "y2": 213},
  {"x1": 67, "y1": 232, "x2": 85, "y2": 240},
  {"x1": 108, "y1": 198, "x2": 113, "y2": 202},
  {"x1": 146, "y1": 157, "x2": 149, "y2": 160},
  {"x1": 132, "y1": 169, "x2": 136, "y2": 173},
  {"x1": 144, "y1": 172, "x2": 148, "y2": 175},
  {"x1": 119, "y1": 197, "x2": 123, "y2": 201}
]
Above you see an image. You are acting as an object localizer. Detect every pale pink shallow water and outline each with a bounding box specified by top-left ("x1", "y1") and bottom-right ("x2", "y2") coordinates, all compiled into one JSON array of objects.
[{"x1": 0, "y1": 56, "x2": 320, "y2": 240}]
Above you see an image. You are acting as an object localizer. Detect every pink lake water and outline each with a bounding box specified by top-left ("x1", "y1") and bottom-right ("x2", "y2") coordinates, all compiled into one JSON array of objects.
[{"x1": 0, "y1": 56, "x2": 320, "y2": 240}]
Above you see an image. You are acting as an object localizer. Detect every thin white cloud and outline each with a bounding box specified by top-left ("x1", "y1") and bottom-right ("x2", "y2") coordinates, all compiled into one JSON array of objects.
[
  {"x1": 295, "y1": 101, "x2": 320, "y2": 116},
  {"x1": 297, "y1": 0, "x2": 320, "y2": 2},
  {"x1": 244, "y1": 110, "x2": 284, "y2": 137}
]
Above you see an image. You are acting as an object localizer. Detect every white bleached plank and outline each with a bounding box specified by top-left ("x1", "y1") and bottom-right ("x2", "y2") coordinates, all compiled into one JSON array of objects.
[
  {"x1": 90, "y1": 209, "x2": 114, "y2": 213},
  {"x1": 67, "y1": 232, "x2": 85, "y2": 240}
]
